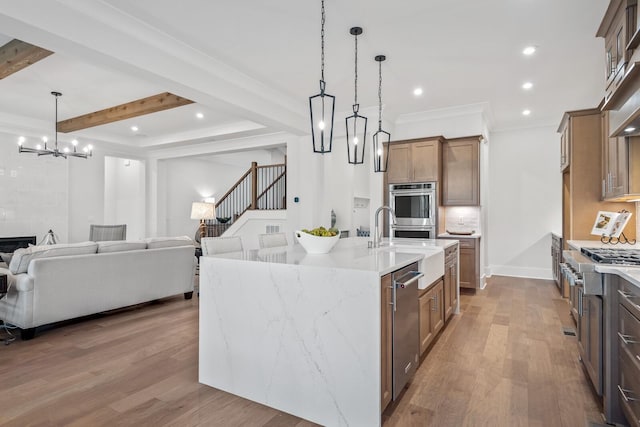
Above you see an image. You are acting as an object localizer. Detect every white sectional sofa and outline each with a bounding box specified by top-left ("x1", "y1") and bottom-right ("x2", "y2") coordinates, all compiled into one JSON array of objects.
[{"x1": 0, "y1": 236, "x2": 196, "y2": 339}]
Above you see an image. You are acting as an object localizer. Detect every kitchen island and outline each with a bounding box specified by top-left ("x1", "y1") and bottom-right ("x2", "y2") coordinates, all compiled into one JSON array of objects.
[{"x1": 198, "y1": 237, "x2": 456, "y2": 426}]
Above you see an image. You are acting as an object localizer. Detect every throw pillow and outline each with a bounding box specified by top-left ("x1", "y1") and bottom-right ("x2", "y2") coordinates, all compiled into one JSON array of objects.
[
  {"x1": 9, "y1": 241, "x2": 98, "y2": 274},
  {"x1": 97, "y1": 241, "x2": 147, "y2": 253},
  {"x1": 0, "y1": 252, "x2": 13, "y2": 266}
]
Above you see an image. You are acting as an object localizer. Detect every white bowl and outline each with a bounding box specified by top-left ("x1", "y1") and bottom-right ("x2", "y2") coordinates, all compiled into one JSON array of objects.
[{"x1": 295, "y1": 230, "x2": 340, "y2": 254}]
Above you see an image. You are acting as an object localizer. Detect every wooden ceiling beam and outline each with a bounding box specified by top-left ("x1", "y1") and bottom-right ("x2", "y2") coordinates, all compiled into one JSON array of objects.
[
  {"x1": 57, "y1": 92, "x2": 194, "y2": 132},
  {"x1": 0, "y1": 39, "x2": 53, "y2": 79}
]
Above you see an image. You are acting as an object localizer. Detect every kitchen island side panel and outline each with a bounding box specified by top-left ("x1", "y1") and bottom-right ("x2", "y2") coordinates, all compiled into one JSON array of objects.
[{"x1": 199, "y1": 256, "x2": 382, "y2": 427}]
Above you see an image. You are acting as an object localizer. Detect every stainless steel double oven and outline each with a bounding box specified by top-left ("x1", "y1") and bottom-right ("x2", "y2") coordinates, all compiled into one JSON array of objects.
[{"x1": 388, "y1": 182, "x2": 437, "y2": 239}]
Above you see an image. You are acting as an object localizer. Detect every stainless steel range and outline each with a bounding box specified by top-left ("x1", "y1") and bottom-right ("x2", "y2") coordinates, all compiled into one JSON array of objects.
[{"x1": 562, "y1": 246, "x2": 639, "y2": 425}]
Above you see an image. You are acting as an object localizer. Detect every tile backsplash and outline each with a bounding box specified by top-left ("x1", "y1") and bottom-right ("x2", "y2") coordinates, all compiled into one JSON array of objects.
[{"x1": 442, "y1": 206, "x2": 481, "y2": 233}]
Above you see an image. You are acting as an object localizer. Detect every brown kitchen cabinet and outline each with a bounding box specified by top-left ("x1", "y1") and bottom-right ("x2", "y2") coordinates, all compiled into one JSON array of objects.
[
  {"x1": 380, "y1": 272, "x2": 392, "y2": 412},
  {"x1": 386, "y1": 137, "x2": 443, "y2": 184},
  {"x1": 439, "y1": 236, "x2": 480, "y2": 289},
  {"x1": 559, "y1": 108, "x2": 635, "y2": 269},
  {"x1": 618, "y1": 278, "x2": 640, "y2": 427},
  {"x1": 442, "y1": 136, "x2": 480, "y2": 206},
  {"x1": 419, "y1": 279, "x2": 444, "y2": 355},
  {"x1": 597, "y1": 0, "x2": 636, "y2": 110},
  {"x1": 443, "y1": 243, "x2": 458, "y2": 321}
]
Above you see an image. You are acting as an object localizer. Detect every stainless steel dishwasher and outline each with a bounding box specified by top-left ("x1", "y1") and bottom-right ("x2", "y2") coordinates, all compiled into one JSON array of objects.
[{"x1": 391, "y1": 262, "x2": 423, "y2": 400}]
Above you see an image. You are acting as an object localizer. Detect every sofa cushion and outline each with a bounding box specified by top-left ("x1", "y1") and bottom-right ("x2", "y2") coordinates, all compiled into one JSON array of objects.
[
  {"x1": 9, "y1": 241, "x2": 99, "y2": 274},
  {"x1": 0, "y1": 252, "x2": 12, "y2": 267},
  {"x1": 97, "y1": 240, "x2": 147, "y2": 253},
  {"x1": 145, "y1": 236, "x2": 194, "y2": 249}
]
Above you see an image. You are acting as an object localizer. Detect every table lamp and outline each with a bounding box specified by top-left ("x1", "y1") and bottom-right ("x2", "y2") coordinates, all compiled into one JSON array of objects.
[{"x1": 191, "y1": 202, "x2": 216, "y2": 241}]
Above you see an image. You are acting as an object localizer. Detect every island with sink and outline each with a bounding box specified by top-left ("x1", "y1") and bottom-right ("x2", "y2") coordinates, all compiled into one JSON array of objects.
[{"x1": 198, "y1": 236, "x2": 458, "y2": 426}]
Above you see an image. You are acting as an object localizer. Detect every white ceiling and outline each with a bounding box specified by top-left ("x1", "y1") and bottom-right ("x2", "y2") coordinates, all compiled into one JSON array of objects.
[{"x1": 0, "y1": 0, "x2": 609, "y2": 151}]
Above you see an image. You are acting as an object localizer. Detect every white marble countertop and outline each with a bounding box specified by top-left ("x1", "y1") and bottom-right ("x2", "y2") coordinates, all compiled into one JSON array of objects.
[
  {"x1": 438, "y1": 232, "x2": 482, "y2": 239},
  {"x1": 567, "y1": 240, "x2": 640, "y2": 250},
  {"x1": 551, "y1": 231, "x2": 562, "y2": 238},
  {"x1": 206, "y1": 236, "x2": 455, "y2": 277}
]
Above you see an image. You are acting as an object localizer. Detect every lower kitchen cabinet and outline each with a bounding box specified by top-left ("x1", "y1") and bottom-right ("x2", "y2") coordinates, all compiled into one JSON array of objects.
[
  {"x1": 440, "y1": 236, "x2": 480, "y2": 289},
  {"x1": 577, "y1": 288, "x2": 603, "y2": 396},
  {"x1": 444, "y1": 244, "x2": 458, "y2": 321},
  {"x1": 380, "y1": 273, "x2": 392, "y2": 411},
  {"x1": 618, "y1": 279, "x2": 640, "y2": 427},
  {"x1": 419, "y1": 279, "x2": 444, "y2": 355}
]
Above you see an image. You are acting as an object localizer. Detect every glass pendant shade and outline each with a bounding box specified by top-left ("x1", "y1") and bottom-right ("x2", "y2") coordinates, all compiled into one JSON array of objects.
[
  {"x1": 373, "y1": 128, "x2": 390, "y2": 172},
  {"x1": 309, "y1": 80, "x2": 335, "y2": 154},
  {"x1": 346, "y1": 106, "x2": 367, "y2": 164}
]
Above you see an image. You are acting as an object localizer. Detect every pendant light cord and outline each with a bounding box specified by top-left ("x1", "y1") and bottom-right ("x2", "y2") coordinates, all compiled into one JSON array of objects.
[
  {"x1": 378, "y1": 59, "x2": 382, "y2": 130},
  {"x1": 354, "y1": 33, "x2": 358, "y2": 107},
  {"x1": 53, "y1": 94, "x2": 58, "y2": 151},
  {"x1": 321, "y1": 0, "x2": 325, "y2": 83}
]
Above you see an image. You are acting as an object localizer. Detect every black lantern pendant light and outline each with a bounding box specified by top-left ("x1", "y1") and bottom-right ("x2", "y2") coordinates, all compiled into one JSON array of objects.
[
  {"x1": 309, "y1": 0, "x2": 335, "y2": 154},
  {"x1": 373, "y1": 55, "x2": 391, "y2": 173},
  {"x1": 346, "y1": 27, "x2": 367, "y2": 165}
]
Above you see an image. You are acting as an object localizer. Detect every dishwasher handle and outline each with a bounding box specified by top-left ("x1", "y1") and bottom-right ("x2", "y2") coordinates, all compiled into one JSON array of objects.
[
  {"x1": 394, "y1": 271, "x2": 424, "y2": 288},
  {"x1": 391, "y1": 271, "x2": 424, "y2": 312}
]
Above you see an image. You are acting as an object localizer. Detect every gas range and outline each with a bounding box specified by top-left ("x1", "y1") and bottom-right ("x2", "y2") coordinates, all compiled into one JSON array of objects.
[{"x1": 580, "y1": 247, "x2": 640, "y2": 266}]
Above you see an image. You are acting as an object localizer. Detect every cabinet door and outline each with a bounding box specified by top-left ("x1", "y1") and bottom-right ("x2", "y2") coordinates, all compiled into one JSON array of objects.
[
  {"x1": 444, "y1": 259, "x2": 457, "y2": 321},
  {"x1": 380, "y1": 273, "x2": 392, "y2": 411},
  {"x1": 459, "y1": 247, "x2": 476, "y2": 289},
  {"x1": 430, "y1": 280, "x2": 445, "y2": 337},
  {"x1": 419, "y1": 289, "x2": 433, "y2": 355},
  {"x1": 387, "y1": 144, "x2": 411, "y2": 183},
  {"x1": 412, "y1": 140, "x2": 440, "y2": 182},
  {"x1": 442, "y1": 139, "x2": 480, "y2": 206},
  {"x1": 586, "y1": 296, "x2": 602, "y2": 395},
  {"x1": 601, "y1": 111, "x2": 610, "y2": 200}
]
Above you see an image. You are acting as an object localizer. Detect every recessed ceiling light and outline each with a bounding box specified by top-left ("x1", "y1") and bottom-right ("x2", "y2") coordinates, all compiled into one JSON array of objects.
[
  {"x1": 131, "y1": 126, "x2": 139, "y2": 132},
  {"x1": 522, "y1": 109, "x2": 531, "y2": 116},
  {"x1": 522, "y1": 82, "x2": 533, "y2": 90},
  {"x1": 413, "y1": 87, "x2": 423, "y2": 96},
  {"x1": 196, "y1": 112, "x2": 204, "y2": 119},
  {"x1": 625, "y1": 126, "x2": 636, "y2": 132},
  {"x1": 523, "y1": 46, "x2": 536, "y2": 56}
]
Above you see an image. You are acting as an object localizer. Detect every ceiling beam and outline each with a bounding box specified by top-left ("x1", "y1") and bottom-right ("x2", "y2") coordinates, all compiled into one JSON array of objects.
[
  {"x1": 0, "y1": 39, "x2": 53, "y2": 79},
  {"x1": 57, "y1": 92, "x2": 194, "y2": 132}
]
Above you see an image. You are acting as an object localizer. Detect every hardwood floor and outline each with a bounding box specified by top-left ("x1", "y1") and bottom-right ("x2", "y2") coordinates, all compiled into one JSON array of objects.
[{"x1": 0, "y1": 276, "x2": 601, "y2": 426}]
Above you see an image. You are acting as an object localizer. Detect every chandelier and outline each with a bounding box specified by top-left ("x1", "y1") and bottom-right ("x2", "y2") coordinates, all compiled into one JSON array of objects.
[{"x1": 18, "y1": 91, "x2": 92, "y2": 159}]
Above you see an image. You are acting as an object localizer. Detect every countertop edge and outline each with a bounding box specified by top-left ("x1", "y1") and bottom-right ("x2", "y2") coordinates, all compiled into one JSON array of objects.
[
  {"x1": 595, "y1": 265, "x2": 640, "y2": 288},
  {"x1": 438, "y1": 233, "x2": 481, "y2": 239}
]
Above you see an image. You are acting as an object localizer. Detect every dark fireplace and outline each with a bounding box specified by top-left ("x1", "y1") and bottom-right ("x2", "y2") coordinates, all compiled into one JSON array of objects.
[{"x1": 0, "y1": 236, "x2": 37, "y2": 253}]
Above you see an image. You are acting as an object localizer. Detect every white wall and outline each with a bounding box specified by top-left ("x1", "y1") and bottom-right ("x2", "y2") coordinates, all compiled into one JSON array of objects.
[
  {"x1": 487, "y1": 125, "x2": 561, "y2": 279},
  {"x1": 104, "y1": 156, "x2": 146, "y2": 240},
  {"x1": 159, "y1": 149, "x2": 282, "y2": 238},
  {"x1": 0, "y1": 131, "x2": 69, "y2": 243}
]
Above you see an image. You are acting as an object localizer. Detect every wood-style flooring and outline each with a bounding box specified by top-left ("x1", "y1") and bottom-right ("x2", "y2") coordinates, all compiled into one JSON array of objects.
[{"x1": 0, "y1": 276, "x2": 601, "y2": 426}]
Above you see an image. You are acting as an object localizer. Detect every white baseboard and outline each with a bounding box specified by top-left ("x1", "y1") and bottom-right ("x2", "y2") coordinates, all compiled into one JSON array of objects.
[{"x1": 488, "y1": 265, "x2": 553, "y2": 281}]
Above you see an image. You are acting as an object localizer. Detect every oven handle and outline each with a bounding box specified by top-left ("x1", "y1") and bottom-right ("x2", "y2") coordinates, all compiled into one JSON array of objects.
[
  {"x1": 618, "y1": 385, "x2": 638, "y2": 402},
  {"x1": 618, "y1": 290, "x2": 640, "y2": 312},
  {"x1": 618, "y1": 332, "x2": 639, "y2": 345}
]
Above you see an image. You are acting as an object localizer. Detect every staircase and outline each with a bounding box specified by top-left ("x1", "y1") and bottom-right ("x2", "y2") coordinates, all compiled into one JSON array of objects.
[{"x1": 204, "y1": 161, "x2": 286, "y2": 237}]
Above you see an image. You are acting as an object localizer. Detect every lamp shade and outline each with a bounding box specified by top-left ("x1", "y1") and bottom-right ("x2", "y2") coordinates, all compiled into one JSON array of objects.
[{"x1": 190, "y1": 202, "x2": 216, "y2": 220}]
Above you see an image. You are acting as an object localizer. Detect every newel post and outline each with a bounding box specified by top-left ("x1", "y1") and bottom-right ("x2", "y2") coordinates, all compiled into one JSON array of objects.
[{"x1": 251, "y1": 161, "x2": 258, "y2": 210}]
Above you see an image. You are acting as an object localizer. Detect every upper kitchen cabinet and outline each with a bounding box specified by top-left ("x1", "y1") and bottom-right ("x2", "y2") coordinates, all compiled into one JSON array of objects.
[
  {"x1": 386, "y1": 137, "x2": 443, "y2": 184},
  {"x1": 442, "y1": 136, "x2": 480, "y2": 206},
  {"x1": 598, "y1": 0, "x2": 638, "y2": 111}
]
